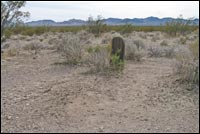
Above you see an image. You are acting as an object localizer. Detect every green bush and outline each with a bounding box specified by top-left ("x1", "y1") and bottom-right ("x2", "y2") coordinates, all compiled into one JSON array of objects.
[
  {"x1": 110, "y1": 49, "x2": 125, "y2": 71},
  {"x1": 121, "y1": 24, "x2": 134, "y2": 34},
  {"x1": 165, "y1": 15, "x2": 195, "y2": 36},
  {"x1": 87, "y1": 15, "x2": 107, "y2": 37}
]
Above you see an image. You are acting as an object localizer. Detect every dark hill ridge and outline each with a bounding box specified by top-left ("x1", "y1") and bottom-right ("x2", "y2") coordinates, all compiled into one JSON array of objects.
[{"x1": 26, "y1": 17, "x2": 199, "y2": 26}]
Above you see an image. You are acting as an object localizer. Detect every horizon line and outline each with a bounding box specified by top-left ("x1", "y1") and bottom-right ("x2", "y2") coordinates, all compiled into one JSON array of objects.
[{"x1": 26, "y1": 16, "x2": 199, "y2": 23}]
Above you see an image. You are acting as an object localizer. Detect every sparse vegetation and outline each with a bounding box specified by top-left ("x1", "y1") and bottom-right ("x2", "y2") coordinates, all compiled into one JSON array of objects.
[
  {"x1": 87, "y1": 15, "x2": 108, "y2": 37},
  {"x1": 125, "y1": 39, "x2": 145, "y2": 61},
  {"x1": 1, "y1": 47, "x2": 19, "y2": 58},
  {"x1": 174, "y1": 40, "x2": 199, "y2": 87},
  {"x1": 110, "y1": 50, "x2": 125, "y2": 71},
  {"x1": 160, "y1": 40, "x2": 168, "y2": 46},
  {"x1": 57, "y1": 34, "x2": 83, "y2": 65},
  {"x1": 1, "y1": 1, "x2": 30, "y2": 42},
  {"x1": 86, "y1": 45, "x2": 111, "y2": 72},
  {"x1": 165, "y1": 15, "x2": 196, "y2": 36},
  {"x1": 148, "y1": 45, "x2": 175, "y2": 58},
  {"x1": 23, "y1": 41, "x2": 41, "y2": 55},
  {"x1": 121, "y1": 23, "x2": 134, "y2": 34},
  {"x1": 179, "y1": 36, "x2": 187, "y2": 44}
]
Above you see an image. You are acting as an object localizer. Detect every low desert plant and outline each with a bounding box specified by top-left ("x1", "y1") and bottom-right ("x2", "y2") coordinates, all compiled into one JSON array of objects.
[
  {"x1": 148, "y1": 45, "x2": 175, "y2": 58},
  {"x1": 23, "y1": 41, "x2": 41, "y2": 55},
  {"x1": 160, "y1": 40, "x2": 168, "y2": 46},
  {"x1": 110, "y1": 49, "x2": 125, "y2": 71},
  {"x1": 58, "y1": 34, "x2": 83, "y2": 65},
  {"x1": 148, "y1": 46, "x2": 163, "y2": 57},
  {"x1": 125, "y1": 39, "x2": 145, "y2": 61},
  {"x1": 179, "y1": 37, "x2": 187, "y2": 44},
  {"x1": 189, "y1": 39, "x2": 199, "y2": 60},
  {"x1": 175, "y1": 54, "x2": 199, "y2": 86},
  {"x1": 174, "y1": 40, "x2": 199, "y2": 86},
  {"x1": 2, "y1": 48, "x2": 19, "y2": 58},
  {"x1": 86, "y1": 45, "x2": 110, "y2": 72},
  {"x1": 87, "y1": 15, "x2": 107, "y2": 37},
  {"x1": 134, "y1": 39, "x2": 145, "y2": 49},
  {"x1": 121, "y1": 23, "x2": 134, "y2": 34},
  {"x1": 165, "y1": 15, "x2": 195, "y2": 36}
]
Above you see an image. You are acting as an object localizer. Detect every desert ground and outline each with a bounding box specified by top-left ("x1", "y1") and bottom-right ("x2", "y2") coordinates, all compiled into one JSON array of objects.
[{"x1": 1, "y1": 31, "x2": 199, "y2": 133}]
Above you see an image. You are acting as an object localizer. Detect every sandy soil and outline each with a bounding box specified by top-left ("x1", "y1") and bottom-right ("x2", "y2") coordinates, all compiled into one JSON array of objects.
[{"x1": 1, "y1": 32, "x2": 199, "y2": 133}]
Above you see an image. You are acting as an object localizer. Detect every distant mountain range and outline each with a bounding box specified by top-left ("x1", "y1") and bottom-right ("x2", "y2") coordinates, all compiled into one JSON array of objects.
[{"x1": 26, "y1": 16, "x2": 199, "y2": 26}]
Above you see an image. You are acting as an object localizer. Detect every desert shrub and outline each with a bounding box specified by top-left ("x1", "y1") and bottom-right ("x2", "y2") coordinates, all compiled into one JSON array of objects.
[
  {"x1": 57, "y1": 34, "x2": 83, "y2": 65},
  {"x1": 125, "y1": 39, "x2": 145, "y2": 61},
  {"x1": 23, "y1": 41, "x2": 41, "y2": 55},
  {"x1": 189, "y1": 40, "x2": 199, "y2": 59},
  {"x1": 151, "y1": 36, "x2": 159, "y2": 42},
  {"x1": 86, "y1": 44, "x2": 125, "y2": 72},
  {"x1": 125, "y1": 43, "x2": 137, "y2": 60},
  {"x1": 175, "y1": 54, "x2": 199, "y2": 86},
  {"x1": 4, "y1": 29, "x2": 12, "y2": 39},
  {"x1": 125, "y1": 43, "x2": 145, "y2": 61},
  {"x1": 165, "y1": 15, "x2": 195, "y2": 36},
  {"x1": 87, "y1": 15, "x2": 107, "y2": 37},
  {"x1": 86, "y1": 45, "x2": 110, "y2": 72},
  {"x1": 148, "y1": 45, "x2": 175, "y2": 58},
  {"x1": 101, "y1": 38, "x2": 110, "y2": 44},
  {"x1": 134, "y1": 49, "x2": 146, "y2": 61},
  {"x1": 110, "y1": 49, "x2": 125, "y2": 71},
  {"x1": 133, "y1": 39, "x2": 145, "y2": 49},
  {"x1": 2, "y1": 48, "x2": 19, "y2": 58},
  {"x1": 160, "y1": 40, "x2": 168, "y2": 46},
  {"x1": 148, "y1": 46, "x2": 163, "y2": 57},
  {"x1": 163, "y1": 46, "x2": 175, "y2": 58},
  {"x1": 121, "y1": 24, "x2": 134, "y2": 34},
  {"x1": 48, "y1": 37, "x2": 58, "y2": 45},
  {"x1": 174, "y1": 40, "x2": 199, "y2": 86},
  {"x1": 179, "y1": 37, "x2": 187, "y2": 44},
  {"x1": 139, "y1": 33, "x2": 147, "y2": 39}
]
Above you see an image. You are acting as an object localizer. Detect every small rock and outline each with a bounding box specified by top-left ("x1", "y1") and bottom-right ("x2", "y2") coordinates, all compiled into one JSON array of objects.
[
  {"x1": 98, "y1": 126, "x2": 104, "y2": 132},
  {"x1": 82, "y1": 102, "x2": 87, "y2": 105},
  {"x1": 7, "y1": 116, "x2": 12, "y2": 120},
  {"x1": 143, "y1": 118, "x2": 148, "y2": 121}
]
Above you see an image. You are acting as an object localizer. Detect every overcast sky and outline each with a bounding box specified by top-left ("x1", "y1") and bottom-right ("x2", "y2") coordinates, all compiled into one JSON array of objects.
[{"x1": 21, "y1": 1, "x2": 199, "y2": 22}]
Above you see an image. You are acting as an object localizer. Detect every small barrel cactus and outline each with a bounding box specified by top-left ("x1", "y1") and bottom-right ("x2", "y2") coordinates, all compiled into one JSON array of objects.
[{"x1": 111, "y1": 37, "x2": 125, "y2": 61}]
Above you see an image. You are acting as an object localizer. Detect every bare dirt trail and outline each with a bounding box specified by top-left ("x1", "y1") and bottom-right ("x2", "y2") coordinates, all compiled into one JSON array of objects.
[{"x1": 1, "y1": 50, "x2": 199, "y2": 133}]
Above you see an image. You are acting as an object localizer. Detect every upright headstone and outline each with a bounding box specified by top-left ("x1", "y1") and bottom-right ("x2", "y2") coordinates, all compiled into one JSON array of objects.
[{"x1": 111, "y1": 37, "x2": 125, "y2": 61}]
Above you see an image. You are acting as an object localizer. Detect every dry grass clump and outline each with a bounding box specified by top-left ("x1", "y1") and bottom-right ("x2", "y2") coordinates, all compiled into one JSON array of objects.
[
  {"x1": 1, "y1": 48, "x2": 19, "y2": 58},
  {"x1": 148, "y1": 45, "x2": 175, "y2": 58},
  {"x1": 125, "y1": 39, "x2": 146, "y2": 61},
  {"x1": 23, "y1": 41, "x2": 42, "y2": 55},
  {"x1": 174, "y1": 40, "x2": 199, "y2": 87},
  {"x1": 57, "y1": 34, "x2": 83, "y2": 65},
  {"x1": 85, "y1": 45, "x2": 111, "y2": 72},
  {"x1": 160, "y1": 40, "x2": 168, "y2": 46}
]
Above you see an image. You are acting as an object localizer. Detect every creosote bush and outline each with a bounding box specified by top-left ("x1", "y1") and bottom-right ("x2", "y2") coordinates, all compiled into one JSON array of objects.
[
  {"x1": 174, "y1": 40, "x2": 199, "y2": 87},
  {"x1": 160, "y1": 40, "x2": 168, "y2": 46},
  {"x1": 86, "y1": 45, "x2": 111, "y2": 72},
  {"x1": 58, "y1": 34, "x2": 83, "y2": 65},
  {"x1": 125, "y1": 39, "x2": 145, "y2": 61}
]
